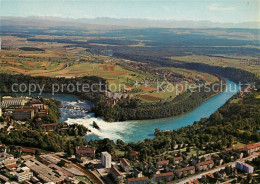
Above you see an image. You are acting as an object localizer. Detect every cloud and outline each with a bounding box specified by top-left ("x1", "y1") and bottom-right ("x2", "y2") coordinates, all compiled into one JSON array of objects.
[{"x1": 208, "y1": 3, "x2": 235, "y2": 11}]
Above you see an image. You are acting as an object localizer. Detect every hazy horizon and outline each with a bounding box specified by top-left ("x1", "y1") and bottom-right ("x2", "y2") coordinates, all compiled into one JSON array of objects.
[{"x1": 1, "y1": 0, "x2": 260, "y2": 24}]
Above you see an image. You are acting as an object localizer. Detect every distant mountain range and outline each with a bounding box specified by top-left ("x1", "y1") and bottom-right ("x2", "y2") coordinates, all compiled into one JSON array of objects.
[
  {"x1": 1, "y1": 16, "x2": 260, "y2": 29},
  {"x1": 76, "y1": 17, "x2": 260, "y2": 29}
]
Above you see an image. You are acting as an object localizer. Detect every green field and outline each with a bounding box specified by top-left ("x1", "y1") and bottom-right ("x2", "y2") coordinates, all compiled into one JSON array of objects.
[{"x1": 170, "y1": 55, "x2": 260, "y2": 76}]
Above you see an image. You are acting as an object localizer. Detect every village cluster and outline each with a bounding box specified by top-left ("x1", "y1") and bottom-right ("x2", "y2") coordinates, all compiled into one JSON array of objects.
[{"x1": 0, "y1": 134, "x2": 259, "y2": 183}]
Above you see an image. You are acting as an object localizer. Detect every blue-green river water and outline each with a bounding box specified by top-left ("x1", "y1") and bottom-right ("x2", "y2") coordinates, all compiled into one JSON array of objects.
[{"x1": 1, "y1": 79, "x2": 239, "y2": 143}]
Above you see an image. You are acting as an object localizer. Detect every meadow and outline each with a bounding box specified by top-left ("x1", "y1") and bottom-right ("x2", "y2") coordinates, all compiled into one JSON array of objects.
[
  {"x1": 170, "y1": 55, "x2": 260, "y2": 76},
  {"x1": 0, "y1": 35, "x2": 220, "y2": 103}
]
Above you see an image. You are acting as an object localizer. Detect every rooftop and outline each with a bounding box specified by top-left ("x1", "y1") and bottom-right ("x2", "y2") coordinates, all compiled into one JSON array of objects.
[
  {"x1": 197, "y1": 160, "x2": 214, "y2": 166},
  {"x1": 157, "y1": 160, "x2": 169, "y2": 165},
  {"x1": 174, "y1": 157, "x2": 183, "y2": 161},
  {"x1": 245, "y1": 142, "x2": 260, "y2": 150},
  {"x1": 154, "y1": 172, "x2": 174, "y2": 177},
  {"x1": 120, "y1": 158, "x2": 130, "y2": 167},
  {"x1": 128, "y1": 177, "x2": 149, "y2": 182},
  {"x1": 110, "y1": 167, "x2": 121, "y2": 177},
  {"x1": 177, "y1": 166, "x2": 195, "y2": 172}
]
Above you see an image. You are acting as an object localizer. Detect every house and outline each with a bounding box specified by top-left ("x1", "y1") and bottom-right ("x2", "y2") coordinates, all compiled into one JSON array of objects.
[
  {"x1": 244, "y1": 142, "x2": 260, "y2": 155},
  {"x1": 174, "y1": 157, "x2": 183, "y2": 164},
  {"x1": 235, "y1": 161, "x2": 254, "y2": 173},
  {"x1": 101, "y1": 152, "x2": 111, "y2": 168},
  {"x1": 124, "y1": 87, "x2": 132, "y2": 92},
  {"x1": 75, "y1": 146, "x2": 96, "y2": 157},
  {"x1": 225, "y1": 148, "x2": 233, "y2": 152},
  {"x1": 127, "y1": 177, "x2": 149, "y2": 184},
  {"x1": 196, "y1": 160, "x2": 214, "y2": 171},
  {"x1": 176, "y1": 166, "x2": 195, "y2": 178},
  {"x1": 235, "y1": 145, "x2": 245, "y2": 151},
  {"x1": 120, "y1": 158, "x2": 131, "y2": 172},
  {"x1": 156, "y1": 160, "x2": 169, "y2": 168},
  {"x1": 3, "y1": 158, "x2": 17, "y2": 170},
  {"x1": 206, "y1": 173, "x2": 214, "y2": 179},
  {"x1": 110, "y1": 167, "x2": 123, "y2": 183},
  {"x1": 133, "y1": 169, "x2": 143, "y2": 178},
  {"x1": 130, "y1": 151, "x2": 138, "y2": 159},
  {"x1": 201, "y1": 173, "x2": 215, "y2": 183},
  {"x1": 21, "y1": 148, "x2": 36, "y2": 154},
  {"x1": 0, "y1": 152, "x2": 15, "y2": 168},
  {"x1": 154, "y1": 172, "x2": 174, "y2": 183},
  {"x1": 187, "y1": 179, "x2": 200, "y2": 184}
]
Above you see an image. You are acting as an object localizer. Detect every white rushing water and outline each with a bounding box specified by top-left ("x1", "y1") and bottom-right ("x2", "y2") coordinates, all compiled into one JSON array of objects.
[
  {"x1": 44, "y1": 79, "x2": 239, "y2": 143},
  {"x1": 66, "y1": 115, "x2": 134, "y2": 141}
]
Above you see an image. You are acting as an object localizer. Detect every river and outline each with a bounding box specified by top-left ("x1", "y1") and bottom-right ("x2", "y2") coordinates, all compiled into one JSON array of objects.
[
  {"x1": 62, "y1": 79, "x2": 239, "y2": 143},
  {"x1": 0, "y1": 79, "x2": 239, "y2": 143}
]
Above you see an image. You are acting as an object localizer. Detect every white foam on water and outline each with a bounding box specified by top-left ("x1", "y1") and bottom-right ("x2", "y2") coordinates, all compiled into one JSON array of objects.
[{"x1": 66, "y1": 116, "x2": 134, "y2": 141}]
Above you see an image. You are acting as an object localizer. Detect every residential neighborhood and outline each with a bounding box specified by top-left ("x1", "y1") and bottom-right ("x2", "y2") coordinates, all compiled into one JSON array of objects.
[{"x1": 0, "y1": 137, "x2": 259, "y2": 183}]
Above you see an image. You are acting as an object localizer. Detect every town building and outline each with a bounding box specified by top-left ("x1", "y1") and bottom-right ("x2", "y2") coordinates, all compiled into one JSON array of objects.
[
  {"x1": 244, "y1": 142, "x2": 260, "y2": 155},
  {"x1": 133, "y1": 169, "x2": 143, "y2": 178},
  {"x1": 40, "y1": 123, "x2": 59, "y2": 131},
  {"x1": 187, "y1": 179, "x2": 200, "y2": 184},
  {"x1": 0, "y1": 152, "x2": 16, "y2": 169},
  {"x1": 21, "y1": 148, "x2": 36, "y2": 155},
  {"x1": 130, "y1": 151, "x2": 138, "y2": 159},
  {"x1": 120, "y1": 158, "x2": 131, "y2": 172},
  {"x1": 101, "y1": 152, "x2": 111, "y2": 168},
  {"x1": 235, "y1": 161, "x2": 254, "y2": 173},
  {"x1": 75, "y1": 146, "x2": 96, "y2": 157},
  {"x1": 15, "y1": 167, "x2": 33, "y2": 182},
  {"x1": 196, "y1": 160, "x2": 214, "y2": 171},
  {"x1": 176, "y1": 166, "x2": 195, "y2": 178},
  {"x1": 110, "y1": 167, "x2": 123, "y2": 183},
  {"x1": 156, "y1": 160, "x2": 169, "y2": 168},
  {"x1": 13, "y1": 109, "x2": 34, "y2": 120},
  {"x1": 24, "y1": 158, "x2": 66, "y2": 183},
  {"x1": 1, "y1": 96, "x2": 30, "y2": 108},
  {"x1": 127, "y1": 177, "x2": 149, "y2": 184},
  {"x1": 154, "y1": 172, "x2": 174, "y2": 183},
  {"x1": 174, "y1": 157, "x2": 183, "y2": 164}
]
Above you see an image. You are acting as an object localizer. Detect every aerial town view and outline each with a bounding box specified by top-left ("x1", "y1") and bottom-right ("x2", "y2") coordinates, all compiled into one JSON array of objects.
[{"x1": 0, "y1": 0, "x2": 259, "y2": 183}]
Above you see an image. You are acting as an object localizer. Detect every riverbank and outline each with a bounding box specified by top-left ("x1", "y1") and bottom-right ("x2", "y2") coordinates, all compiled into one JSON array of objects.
[
  {"x1": 0, "y1": 78, "x2": 239, "y2": 142},
  {"x1": 67, "y1": 79, "x2": 239, "y2": 142},
  {"x1": 93, "y1": 79, "x2": 226, "y2": 122}
]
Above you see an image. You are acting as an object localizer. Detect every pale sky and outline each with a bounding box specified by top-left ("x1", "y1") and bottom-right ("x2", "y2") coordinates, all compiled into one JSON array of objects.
[{"x1": 1, "y1": 0, "x2": 260, "y2": 23}]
